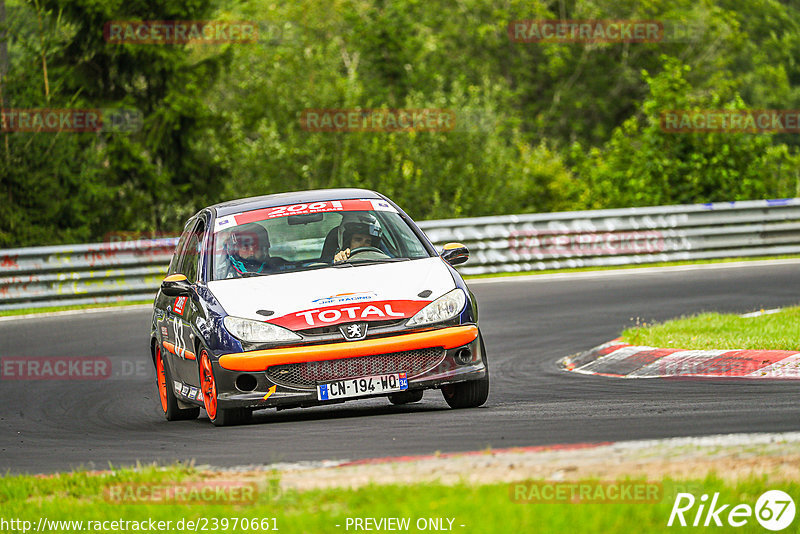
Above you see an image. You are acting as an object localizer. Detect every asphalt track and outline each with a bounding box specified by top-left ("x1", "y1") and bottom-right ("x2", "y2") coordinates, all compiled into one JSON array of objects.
[{"x1": 2, "y1": 260, "x2": 800, "y2": 474}]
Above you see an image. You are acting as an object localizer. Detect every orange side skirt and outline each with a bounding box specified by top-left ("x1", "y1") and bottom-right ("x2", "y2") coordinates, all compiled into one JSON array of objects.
[
  {"x1": 218, "y1": 325, "x2": 478, "y2": 372},
  {"x1": 162, "y1": 341, "x2": 196, "y2": 360}
]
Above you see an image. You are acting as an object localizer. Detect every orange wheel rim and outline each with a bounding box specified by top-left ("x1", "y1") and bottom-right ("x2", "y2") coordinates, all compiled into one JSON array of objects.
[
  {"x1": 200, "y1": 351, "x2": 217, "y2": 419},
  {"x1": 156, "y1": 346, "x2": 168, "y2": 413}
]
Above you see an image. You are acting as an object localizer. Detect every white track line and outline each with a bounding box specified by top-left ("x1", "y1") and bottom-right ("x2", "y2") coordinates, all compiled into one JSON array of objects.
[{"x1": 467, "y1": 258, "x2": 800, "y2": 284}]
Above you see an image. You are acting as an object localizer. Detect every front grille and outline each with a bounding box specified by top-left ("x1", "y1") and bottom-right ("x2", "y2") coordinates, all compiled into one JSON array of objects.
[
  {"x1": 267, "y1": 347, "x2": 446, "y2": 389},
  {"x1": 300, "y1": 319, "x2": 405, "y2": 336}
]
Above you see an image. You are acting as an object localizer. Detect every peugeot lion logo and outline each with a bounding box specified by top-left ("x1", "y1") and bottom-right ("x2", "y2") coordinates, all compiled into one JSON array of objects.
[{"x1": 340, "y1": 322, "x2": 368, "y2": 341}]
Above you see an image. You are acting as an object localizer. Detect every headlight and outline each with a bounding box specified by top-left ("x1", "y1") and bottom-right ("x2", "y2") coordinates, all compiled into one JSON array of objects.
[
  {"x1": 223, "y1": 316, "x2": 301, "y2": 343},
  {"x1": 406, "y1": 288, "x2": 466, "y2": 327}
]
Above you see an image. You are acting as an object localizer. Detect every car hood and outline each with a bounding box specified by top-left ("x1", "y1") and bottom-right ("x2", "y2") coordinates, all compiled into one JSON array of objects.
[{"x1": 207, "y1": 257, "x2": 457, "y2": 330}]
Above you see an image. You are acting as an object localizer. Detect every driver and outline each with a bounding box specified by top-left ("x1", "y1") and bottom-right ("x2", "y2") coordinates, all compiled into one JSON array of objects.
[
  {"x1": 333, "y1": 213, "x2": 382, "y2": 263},
  {"x1": 223, "y1": 223, "x2": 279, "y2": 277}
]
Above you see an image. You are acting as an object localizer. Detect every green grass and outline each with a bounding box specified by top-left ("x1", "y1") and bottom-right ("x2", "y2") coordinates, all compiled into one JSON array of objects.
[
  {"x1": 1, "y1": 466, "x2": 797, "y2": 533},
  {"x1": 0, "y1": 300, "x2": 153, "y2": 317},
  {"x1": 623, "y1": 306, "x2": 800, "y2": 351}
]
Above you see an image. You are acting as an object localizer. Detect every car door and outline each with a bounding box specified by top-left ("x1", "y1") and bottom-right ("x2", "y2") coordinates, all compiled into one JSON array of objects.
[
  {"x1": 168, "y1": 217, "x2": 207, "y2": 391},
  {"x1": 154, "y1": 219, "x2": 192, "y2": 398},
  {"x1": 154, "y1": 218, "x2": 204, "y2": 399}
]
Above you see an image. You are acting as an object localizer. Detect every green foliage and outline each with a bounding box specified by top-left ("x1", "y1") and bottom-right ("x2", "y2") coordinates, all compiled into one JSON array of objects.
[
  {"x1": 574, "y1": 56, "x2": 800, "y2": 208},
  {"x1": 2, "y1": 0, "x2": 800, "y2": 246},
  {"x1": 0, "y1": 0, "x2": 227, "y2": 246}
]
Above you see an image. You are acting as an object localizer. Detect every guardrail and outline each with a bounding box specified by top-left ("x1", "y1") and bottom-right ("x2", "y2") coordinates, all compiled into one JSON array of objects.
[
  {"x1": 0, "y1": 239, "x2": 177, "y2": 310},
  {"x1": 2, "y1": 198, "x2": 800, "y2": 310},
  {"x1": 417, "y1": 198, "x2": 800, "y2": 275}
]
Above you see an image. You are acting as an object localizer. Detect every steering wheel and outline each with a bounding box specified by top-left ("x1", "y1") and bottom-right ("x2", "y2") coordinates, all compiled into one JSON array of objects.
[{"x1": 348, "y1": 246, "x2": 386, "y2": 256}]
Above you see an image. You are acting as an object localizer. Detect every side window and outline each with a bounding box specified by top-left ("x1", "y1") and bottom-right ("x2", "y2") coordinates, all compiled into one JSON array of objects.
[
  {"x1": 167, "y1": 220, "x2": 195, "y2": 275},
  {"x1": 176, "y1": 220, "x2": 204, "y2": 282}
]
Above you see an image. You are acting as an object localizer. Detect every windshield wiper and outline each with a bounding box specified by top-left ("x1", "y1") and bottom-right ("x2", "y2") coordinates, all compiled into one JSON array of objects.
[
  {"x1": 239, "y1": 271, "x2": 266, "y2": 278},
  {"x1": 347, "y1": 257, "x2": 410, "y2": 264}
]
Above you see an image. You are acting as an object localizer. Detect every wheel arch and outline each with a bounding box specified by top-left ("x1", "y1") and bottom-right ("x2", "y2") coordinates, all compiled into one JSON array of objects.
[{"x1": 150, "y1": 336, "x2": 158, "y2": 367}]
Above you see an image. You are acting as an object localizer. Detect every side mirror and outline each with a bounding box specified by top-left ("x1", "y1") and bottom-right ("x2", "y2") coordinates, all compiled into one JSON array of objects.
[
  {"x1": 440, "y1": 242, "x2": 469, "y2": 266},
  {"x1": 161, "y1": 274, "x2": 192, "y2": 297}
]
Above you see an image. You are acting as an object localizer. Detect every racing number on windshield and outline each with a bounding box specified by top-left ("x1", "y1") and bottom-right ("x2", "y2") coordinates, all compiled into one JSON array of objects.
[{"x1": 266, "y1": 201, "x2": 342, "y2": 218}]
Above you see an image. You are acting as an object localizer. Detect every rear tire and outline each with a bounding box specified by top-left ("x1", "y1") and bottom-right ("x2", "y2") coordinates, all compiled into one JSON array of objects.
[
  {"x1": 155, "y1": 345, "x2": 200, "y2": 421},
  {"x1": 388, "y1": 389, "x2": 424, "y2": 405},
  {"x1": 199, "y1": 349, "x2": 252, "y2": 427}
]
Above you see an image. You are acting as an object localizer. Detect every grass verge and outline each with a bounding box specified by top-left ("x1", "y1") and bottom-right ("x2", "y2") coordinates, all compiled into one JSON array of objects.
[
  {"x1": 463, "y1": 254, "x2": 800, "y2": 279},
  {"x1": 1, "y1": 466, "x2": 796, "y2": 533},
  {"x1": 0, "y1": 300, "x2": 153, "y2": 318},
  {"x1": 622, "y1": 306, "x2": 800, "y2": 351}
]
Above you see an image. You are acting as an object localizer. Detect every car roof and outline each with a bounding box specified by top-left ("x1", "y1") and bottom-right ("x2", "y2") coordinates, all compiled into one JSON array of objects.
[{"x1": 210, "y1": 188, "x2": 385, "y2": 217}]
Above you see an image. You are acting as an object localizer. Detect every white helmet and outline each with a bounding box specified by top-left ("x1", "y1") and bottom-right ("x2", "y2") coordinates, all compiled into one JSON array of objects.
[{"x1": 337, "y1": 212, "x2": 382, "y2": 250}]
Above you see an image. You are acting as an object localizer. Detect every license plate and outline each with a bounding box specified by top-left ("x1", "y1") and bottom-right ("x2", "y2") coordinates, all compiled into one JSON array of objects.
[{"x1": 317, "y1": 372, "x2": 408, "y2": 401}]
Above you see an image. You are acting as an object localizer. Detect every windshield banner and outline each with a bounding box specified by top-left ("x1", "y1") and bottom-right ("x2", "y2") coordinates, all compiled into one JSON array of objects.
[{"x1": 214, "y1": 199, "x2": 397, "y2": 233}]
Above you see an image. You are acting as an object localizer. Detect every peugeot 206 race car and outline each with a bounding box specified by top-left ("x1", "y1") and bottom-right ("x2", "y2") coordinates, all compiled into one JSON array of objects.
[{"x1": 150, "y1": 188, "x2": 489, "y2": 426}]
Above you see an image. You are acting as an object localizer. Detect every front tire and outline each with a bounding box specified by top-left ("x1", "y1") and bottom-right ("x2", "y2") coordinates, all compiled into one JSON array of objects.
[
  {"x1": 441, "y1": 377, "x2": 489, "y2": 408},
  {"x1": 441, "y1": 337, "x2": 489, "y2": 409},
  {"x1": 156, "y1": 345, "x2": 200, "y2": 421},
  {"x1": 199, "y1": 349, "x2": 252, "y2": 427}
]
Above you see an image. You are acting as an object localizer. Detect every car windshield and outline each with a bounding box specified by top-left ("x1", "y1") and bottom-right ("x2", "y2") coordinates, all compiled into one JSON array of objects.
[{"x1": 211, "y1": 199, "x2": 432, "y2": 280}]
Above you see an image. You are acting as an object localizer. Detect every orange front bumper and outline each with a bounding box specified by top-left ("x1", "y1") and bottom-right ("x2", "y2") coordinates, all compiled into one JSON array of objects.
[{"x1": 218, "y1": 325, "x2": 479, "y2": 372}]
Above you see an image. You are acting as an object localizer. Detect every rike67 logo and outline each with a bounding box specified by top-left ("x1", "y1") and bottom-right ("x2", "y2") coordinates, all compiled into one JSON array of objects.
[{"x1": 668, "y1": 490, "x2": 795, "y2": 530}]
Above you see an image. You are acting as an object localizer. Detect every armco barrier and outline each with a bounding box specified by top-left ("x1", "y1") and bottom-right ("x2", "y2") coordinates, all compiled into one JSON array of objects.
[
  {"x1": 0, "y1": 239, "x2": 177, "y2": 310},
  {"x1": 417, "y1": 198, "x2": 800, "y2": 275},
  {"x1": 2, "y1": 198, "x2": 800, "y2": 310}
]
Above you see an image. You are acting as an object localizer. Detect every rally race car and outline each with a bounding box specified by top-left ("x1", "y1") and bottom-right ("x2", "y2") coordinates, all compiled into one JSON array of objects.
[{"x1": 150, "y1": 188, "x2": 489, "y2": 426}]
